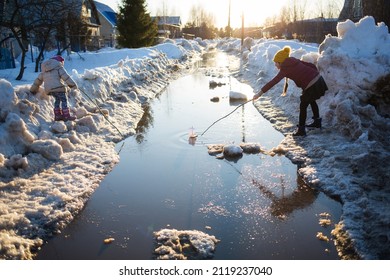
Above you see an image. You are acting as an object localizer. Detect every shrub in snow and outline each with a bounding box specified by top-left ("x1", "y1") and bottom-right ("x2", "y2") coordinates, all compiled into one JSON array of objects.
[{"x1": 30, "y1": 139, "x2": 63, "y2": 160}]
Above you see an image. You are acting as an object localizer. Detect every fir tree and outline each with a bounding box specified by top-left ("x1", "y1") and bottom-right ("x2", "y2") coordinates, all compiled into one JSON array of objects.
[{"x1": 117, "y1": 0, "x2": 158, "y2": 48}]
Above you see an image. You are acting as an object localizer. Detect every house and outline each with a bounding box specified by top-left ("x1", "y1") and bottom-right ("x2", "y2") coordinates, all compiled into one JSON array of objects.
[
  {"x1": 261, "y1": 22, "x2": 287, "y2": 39},
  {"x1": 151, "y1": 16, "x2": 182, "y2": 39},
  {"x1": 69, "y1": 0, "x2": 101, "y2": 52},
  {"x1": 262, "y1": 18, "x2": 338, "y2": 43},
  {"x1": 94, "y1": 1, "x2": 117, "y2": 48},
  {"x1": 289, "y1": 18, "x2": 338, "y2": 43}
]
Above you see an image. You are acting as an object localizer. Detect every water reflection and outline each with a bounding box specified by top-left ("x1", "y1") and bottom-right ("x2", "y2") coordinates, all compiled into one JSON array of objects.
[
  {"x1": 134, "y1": 104, "x2": 153, "y2": 144},
  {"x1": 35, "y1": 50, "x2": 342, "y2": 260},
  {"x1": 252, "y1": 174, "x2": 318, "y2": 218}
]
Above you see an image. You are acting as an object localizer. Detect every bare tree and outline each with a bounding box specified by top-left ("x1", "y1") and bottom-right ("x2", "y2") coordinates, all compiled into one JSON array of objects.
[
  {"x1": 314, "y1": 0, "x2": 342, "y2": 18},
  {"x1": 28, "y1": 0, "x2": 71, "y2": 72},
  {"x1": 187, "y1": 4, "x2": 215, "y2": 28},
  {"x1": 156, "y1": 0, "x2": 177, "y2": 17},
  {"x1": 183, "y1": 3, "x2": 216, "y2": 38},
  {"x1": 2, "y1": 0, "x2": 28, "y2": 80},
  {"x1": 1, "y1": 0, "x2": 82, "y2": 79},
  {"x1": 279, "y1": 6, "x2": 292, "y2": 24}
]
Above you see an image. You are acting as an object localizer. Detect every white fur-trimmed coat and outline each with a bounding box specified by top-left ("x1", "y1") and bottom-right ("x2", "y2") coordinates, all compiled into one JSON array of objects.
[{"x1": 30, "y1": 59, "x2": 77, "y2": 95}]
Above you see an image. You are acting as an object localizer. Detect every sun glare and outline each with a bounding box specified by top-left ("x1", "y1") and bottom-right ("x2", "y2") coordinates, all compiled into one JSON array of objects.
[
  {"x1": 217, "y1": 0, "x2": 288, "y2": 28},
  {"x1": 144, "y1": 0, "x2": 288, "y2": 28}
]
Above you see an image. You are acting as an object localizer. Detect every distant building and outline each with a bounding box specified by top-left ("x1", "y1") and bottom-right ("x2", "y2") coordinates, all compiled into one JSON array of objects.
[
  {"x1": 94, "y1": 1, "x2": 117, "y2": 48},
  {"x1": 289, "y1": 18, "x2": 338, "y2": 43},
  {"x1": 68, "y1": 0, "x2": 101, "y2": 52},
  {"x1": 232, "y1": 27, "x2": 262, "y2": 39},
  {"x1": 152, "y1": 16, "x2": 182, "y2": 39},
  {"x1": 262, "y1": 22, "x2": 289, "y2": 39},
  {"x1": 262, "y1": 18, "x2": 338, "y2": 43}
]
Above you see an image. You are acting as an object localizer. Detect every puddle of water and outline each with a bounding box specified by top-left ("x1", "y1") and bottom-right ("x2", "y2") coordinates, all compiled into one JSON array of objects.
[{"x1": 36, "y1": 51, "x2": 342, "y2": 260}]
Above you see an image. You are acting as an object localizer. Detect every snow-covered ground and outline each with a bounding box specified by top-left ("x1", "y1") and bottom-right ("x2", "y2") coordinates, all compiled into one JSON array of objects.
[{"x1": 0, "y1": 16, "x2": 389, "y2": 260}]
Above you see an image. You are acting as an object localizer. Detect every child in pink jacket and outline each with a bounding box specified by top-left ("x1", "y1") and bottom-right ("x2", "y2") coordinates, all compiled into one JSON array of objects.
[
  {"x1": 253, "y1": 46, "x2": 328, "y2": 136},
  {"x1": 30, "y1": 55, "x2": 77, "y2": 121}
]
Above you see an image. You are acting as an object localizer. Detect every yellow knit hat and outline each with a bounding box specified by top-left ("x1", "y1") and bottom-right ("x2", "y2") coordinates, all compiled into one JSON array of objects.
[{"x1": 273, "y1": 46, "x2": 291, "y2": 63}]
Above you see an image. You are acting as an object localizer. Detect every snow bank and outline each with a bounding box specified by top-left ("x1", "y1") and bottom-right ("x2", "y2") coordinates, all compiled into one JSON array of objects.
[
  {"x1": 1, "y1": 16, "x2": 389, "y2": 260},
  {"x1": 154, "y1": 228, "x2": 220, "y2": 260},
  {"x1": 218, "y1": 16, "x2": 390, "y2": 259},
  {"x1": 0, "y1": 40, "x2": 204, "y2": 259}
]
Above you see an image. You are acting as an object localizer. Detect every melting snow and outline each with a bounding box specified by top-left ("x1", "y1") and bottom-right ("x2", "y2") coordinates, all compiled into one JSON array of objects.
[{"x1": 0, "y1": 16, "x2": 389, "y2": 260}]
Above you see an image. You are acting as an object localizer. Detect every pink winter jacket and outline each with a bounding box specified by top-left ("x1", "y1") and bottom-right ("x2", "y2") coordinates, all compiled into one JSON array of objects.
[
  {"x1": 261, "y1": 57, "x2": 319, "y2": 93},
  {"x1": 30, "y1": 59, "x2": 77, "y2": 95}
]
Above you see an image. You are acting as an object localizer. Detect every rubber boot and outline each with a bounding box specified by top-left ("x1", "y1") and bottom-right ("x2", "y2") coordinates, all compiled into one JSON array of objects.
[
  {"x1": 293, "y1": 125, "x2": 306, "y2": 137},
  {"x1": 54, "y1": 108, "x2": 63, "y2": 121},
  {"x1": 62, "y1": 108, "x2": 76, "y2": 121},
  {"x1": 306, "y1": 117, "x2": 322, "y2": 129}
]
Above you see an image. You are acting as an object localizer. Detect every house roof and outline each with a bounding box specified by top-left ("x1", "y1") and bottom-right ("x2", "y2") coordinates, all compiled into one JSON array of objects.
[
  {"x1": 94, "y1": 1, "x2": 117, "y2": 27},
  {"x1": 152, "y1": 16, "x2": 182, "y2": 26}
]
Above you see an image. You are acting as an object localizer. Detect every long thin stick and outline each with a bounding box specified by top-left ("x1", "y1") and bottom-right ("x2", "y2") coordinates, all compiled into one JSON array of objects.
[
  {"x1": 200, "y1": 99, "x2": 253, "y2": 136},
  {"x1": 282, "y1": 78, "x2": 288, "y2": 96},
  {"x1": 77, "y1": 88, "x2": 125, "y2": 138}
]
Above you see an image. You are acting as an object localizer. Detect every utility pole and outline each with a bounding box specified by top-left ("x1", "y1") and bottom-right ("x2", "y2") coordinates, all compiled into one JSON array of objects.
[
  {"x1": 241, "y1": 11, "x2": 244, "y2": 47},
  {"x1": 227, "y1": 0, "x2": 231, "y2": 37}
]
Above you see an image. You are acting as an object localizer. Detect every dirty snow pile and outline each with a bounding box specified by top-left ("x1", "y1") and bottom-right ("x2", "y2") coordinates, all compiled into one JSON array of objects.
[
  {"x1": 153, "y1": 228, "x2": 220, "y2": 260},
  {"x1": 218, "y1": 16, "x2": 390, "y2": 259},
  {"x1": 0, "y1": 39, "x2": 205, "y2": 259},
  {"x1": 1, "y1": 15, "x2": 389, "y2": 261}
]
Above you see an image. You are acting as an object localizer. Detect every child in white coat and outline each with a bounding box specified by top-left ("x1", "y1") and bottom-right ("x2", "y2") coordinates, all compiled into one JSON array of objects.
[{"x1": 30, "y1": 55, "x2": 77, "y2": 121}]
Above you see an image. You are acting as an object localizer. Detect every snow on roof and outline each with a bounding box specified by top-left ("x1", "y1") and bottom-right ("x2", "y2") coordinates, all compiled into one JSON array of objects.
[{"x1": 152, "y1": 16, "x2": 182, "y2": 26}]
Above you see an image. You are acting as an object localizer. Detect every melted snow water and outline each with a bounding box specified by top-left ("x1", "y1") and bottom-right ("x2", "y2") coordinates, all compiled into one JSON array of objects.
[{"x1": 37, "y1": 51, "x2": 342, "y2": 260}]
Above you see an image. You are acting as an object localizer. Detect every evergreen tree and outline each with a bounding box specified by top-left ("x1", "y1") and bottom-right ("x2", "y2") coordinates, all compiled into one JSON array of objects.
[{"x1": 117, "y1": 0, "x2": 157, "y2": 48}]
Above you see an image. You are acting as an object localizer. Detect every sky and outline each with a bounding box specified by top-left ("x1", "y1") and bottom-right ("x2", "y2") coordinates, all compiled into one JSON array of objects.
[{"x1": 98, "y1": 0, "x2": 289, "y2": 27}]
